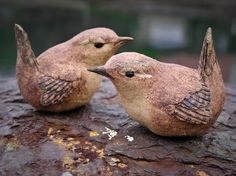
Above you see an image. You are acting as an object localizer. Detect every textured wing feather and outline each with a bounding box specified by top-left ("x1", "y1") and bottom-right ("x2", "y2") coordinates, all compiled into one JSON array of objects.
[
  {"x1": 166, "y1": 82, "x2": 212, "y2": 124},
  {"x1": 38, "y1": 74, "x2": 78, "y2": 106}
]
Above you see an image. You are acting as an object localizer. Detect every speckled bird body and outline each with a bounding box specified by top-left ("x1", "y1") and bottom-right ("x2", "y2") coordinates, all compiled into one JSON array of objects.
[
  {"x1": 15, "y1": 24, "x2": 132, "y2": 112},
  {"x1": 89, "y1": 28, "x2": 225, "y2": 136}
]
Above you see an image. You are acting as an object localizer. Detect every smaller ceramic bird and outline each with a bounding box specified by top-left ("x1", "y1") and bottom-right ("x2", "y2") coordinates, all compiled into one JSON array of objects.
[
  {"x1": 88, "y1": 28, "x2": 225, "y2": 136},
  {"x1": 15, "y1": 24, "x2": 133, "y2": 112}
]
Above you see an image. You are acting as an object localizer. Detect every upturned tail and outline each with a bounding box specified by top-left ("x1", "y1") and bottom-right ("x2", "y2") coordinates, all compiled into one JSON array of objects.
[
  {"x1": 198, "y1": 27, "x2": 221, "y2": 82},
  {"x1": 198, "y1": 27, "x2": 225, "y2": 117},
  {"x1": 15, "y1": 24, "x2": 39, "y2": 71}
]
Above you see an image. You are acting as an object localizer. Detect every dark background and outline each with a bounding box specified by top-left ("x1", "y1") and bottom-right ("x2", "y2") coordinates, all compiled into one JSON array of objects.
[{"x1": 0, "y1": 0, "x2": 236, "y2": 82}]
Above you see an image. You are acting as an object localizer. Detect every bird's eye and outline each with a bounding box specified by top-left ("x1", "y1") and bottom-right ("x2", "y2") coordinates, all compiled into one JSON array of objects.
[
  {"x1": 94, "y1": 43, "x2": 104, "y2": 48},
  {"x1": 125, "y1": 71, "x2": 135, "y2": 78}
]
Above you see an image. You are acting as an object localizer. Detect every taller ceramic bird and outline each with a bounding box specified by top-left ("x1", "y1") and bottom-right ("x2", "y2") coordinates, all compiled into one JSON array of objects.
[
  {"x1": 88, "y1": 28, "x2": 225, "y2": 136},
  {"x1": 15, "y1": 24, "x2": 133, "y2": 112}
]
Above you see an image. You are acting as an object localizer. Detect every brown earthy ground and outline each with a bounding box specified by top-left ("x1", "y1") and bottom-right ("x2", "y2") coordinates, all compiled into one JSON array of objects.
[{"x1": 0, "y1": 78, "x2": 235, "y2": 176}]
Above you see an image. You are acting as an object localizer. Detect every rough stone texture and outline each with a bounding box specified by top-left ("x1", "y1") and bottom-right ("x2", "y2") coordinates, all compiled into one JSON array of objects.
[{"x1": 0, "y1": 78, "x2": 235, "y2": 176}]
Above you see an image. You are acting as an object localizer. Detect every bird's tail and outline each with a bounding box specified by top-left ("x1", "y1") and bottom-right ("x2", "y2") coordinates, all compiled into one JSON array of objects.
[
  {"x1": 198, "y1": 27, "x2": 225, "y2": 120},
  {"x1": 198, "y1": 27, "x2": 222, "y2": 82},
  {"x1": 15, "y1": 24, "x2": 39, "y2": 71}
]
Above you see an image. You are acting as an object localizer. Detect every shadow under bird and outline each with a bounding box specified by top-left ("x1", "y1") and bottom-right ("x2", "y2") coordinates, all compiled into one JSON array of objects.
[
  {"x1": 88, "y1": 28, "x2": 225, "y2": 136},
  {"x1": 15, "y1": 24, "x2": 133, "y2": 112}
]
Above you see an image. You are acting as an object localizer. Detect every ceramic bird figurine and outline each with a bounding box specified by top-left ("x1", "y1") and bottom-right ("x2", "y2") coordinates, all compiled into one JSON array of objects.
[
  {"x1": 88, "y1": 28, "x2": 225, "y2": 136},
  {"x1": 15, "y1": 24, "x2": 133, "y2": 112}
]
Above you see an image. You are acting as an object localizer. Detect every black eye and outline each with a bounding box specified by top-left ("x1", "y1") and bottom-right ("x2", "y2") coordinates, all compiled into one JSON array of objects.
[
  {"x1": 94, "y1": 43, "x2": 104, "y2": 48},
  {"x1": 125, "y1": 71, "x2": 135, "y2": 78}
]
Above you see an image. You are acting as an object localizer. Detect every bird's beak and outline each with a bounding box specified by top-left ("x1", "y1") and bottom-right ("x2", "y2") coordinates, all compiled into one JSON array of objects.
[
  {"x1": 115, "y1": 36, "x2": 133, "y2": 46},
  {"x1": 87, "y1": 66, "x2": 113, "y2": 79}
]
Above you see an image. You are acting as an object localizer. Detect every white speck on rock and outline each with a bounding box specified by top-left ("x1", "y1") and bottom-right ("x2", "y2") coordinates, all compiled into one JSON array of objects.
[
  {"x1": 61, "y1": 172, "x2": 73, "y2": 176},
  {"x1": 107, "y1": 157, "x2": 120, "y2": 166},
  {"x1": 102, "y1": 127, "x2": 117, "y2": 140},
  {"x1": 125, "y1": 135, "x2": 134, "y2": 142}
]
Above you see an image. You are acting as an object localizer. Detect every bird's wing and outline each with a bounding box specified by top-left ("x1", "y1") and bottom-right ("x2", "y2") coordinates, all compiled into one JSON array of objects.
[
  {"x1": 164, "y1": 82, "x2": 211, "y2": 124},
  {"x1": 38, "y1": 73, "x2": 79, "y2": 106}
]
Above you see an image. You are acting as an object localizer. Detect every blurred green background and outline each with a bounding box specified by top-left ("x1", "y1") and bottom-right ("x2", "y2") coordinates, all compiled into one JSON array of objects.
[{"x1": 0, "y1": 0, "x2": 236, "y2": 82}]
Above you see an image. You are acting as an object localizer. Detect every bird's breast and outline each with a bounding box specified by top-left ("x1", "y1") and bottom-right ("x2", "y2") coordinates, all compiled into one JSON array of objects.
[
  {"x1": 73, "y1": 71, "x2": 102, "y2": 104},
  {"x1": 119, "y1": 92, "x2": 153, "y2": 127}
]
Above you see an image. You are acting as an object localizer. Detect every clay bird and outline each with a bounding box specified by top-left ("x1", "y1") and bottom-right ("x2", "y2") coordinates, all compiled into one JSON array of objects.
[
  {"x1": 88, "y1": 28, "x2": 225, "y2": 136},
  {"x1": 15, "y1": 24, "x2": 133, "y2": 112}
]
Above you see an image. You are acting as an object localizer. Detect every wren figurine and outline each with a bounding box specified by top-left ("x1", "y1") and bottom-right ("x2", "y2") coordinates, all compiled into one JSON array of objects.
[
  {"x1": 15, "y1": 24, "x2": 133, "y2": 112},
  {"x1": 88, "y1": 28, "x2": 225, "y2": 136}
]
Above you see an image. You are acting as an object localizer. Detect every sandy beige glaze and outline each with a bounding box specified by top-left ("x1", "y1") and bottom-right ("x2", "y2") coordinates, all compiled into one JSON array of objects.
[
  {"x1": 88, "y1": 28, "x2": 225, "y2": 136},
  {"x1": 15, "y1": 24, "x2": 133, "y2": 112}
]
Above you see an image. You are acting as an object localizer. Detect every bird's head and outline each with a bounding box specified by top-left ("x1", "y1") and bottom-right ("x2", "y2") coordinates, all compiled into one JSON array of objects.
[
  {"x1": 72, "y1": 28, "x2": 133, "y2": 66},
  {"x1": 88, "y1": 52, "x2": 157, "y2": 91}
]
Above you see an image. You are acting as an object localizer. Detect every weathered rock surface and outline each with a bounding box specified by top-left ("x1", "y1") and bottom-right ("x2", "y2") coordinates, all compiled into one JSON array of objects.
[{"x1": 0, "y1": 78, "x2": 235, "y2": 176}]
